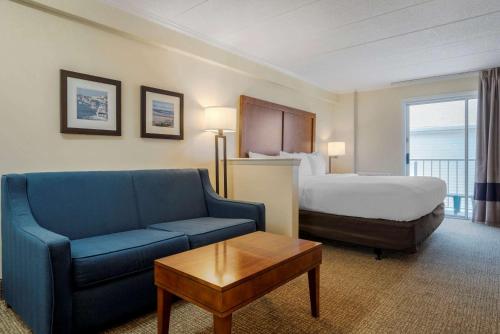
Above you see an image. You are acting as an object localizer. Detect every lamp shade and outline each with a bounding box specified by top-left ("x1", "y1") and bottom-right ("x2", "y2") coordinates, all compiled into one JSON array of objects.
[
  {"x1": 328, "y1": 141, "x2": 346, "y2": 156},
  {"x1": 204, "y1": 107, "x2": 236, "y2": 133}
]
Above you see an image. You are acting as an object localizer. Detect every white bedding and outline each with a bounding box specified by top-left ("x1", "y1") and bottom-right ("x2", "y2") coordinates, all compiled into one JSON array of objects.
[{"x1": 300, "y1": 174, "x2": 447, "y2": 221}]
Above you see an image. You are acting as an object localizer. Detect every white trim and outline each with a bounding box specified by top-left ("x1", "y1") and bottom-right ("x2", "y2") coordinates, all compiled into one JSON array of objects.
[
  {"x1": 391, "y1": 71, "x2": 479, "y2": 87},
  {"x1": 402, "y1": 91, "x2": 477, "y2": 105},
  {"x1": 353, "y1": 91, "x2": 358, "y2": 172},
  {"x1": 402, "y1": 100, "x2": 409, "y2": 175},
  {"x1": 464, "y1": 100, "x2": 469, "y2": 218}
]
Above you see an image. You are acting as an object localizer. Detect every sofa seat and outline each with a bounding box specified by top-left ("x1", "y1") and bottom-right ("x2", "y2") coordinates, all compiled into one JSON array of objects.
[
  {"x1": 148, "y1": 217, "x2": 256, "y2": 248},
  {"x1": 71, "y1": 229, "x2": 189, "y2": 289}
]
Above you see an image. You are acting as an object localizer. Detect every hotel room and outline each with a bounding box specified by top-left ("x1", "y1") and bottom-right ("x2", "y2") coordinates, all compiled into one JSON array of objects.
[{"x1": 1, "y1": 0, "x2": 499, "y2": 333}]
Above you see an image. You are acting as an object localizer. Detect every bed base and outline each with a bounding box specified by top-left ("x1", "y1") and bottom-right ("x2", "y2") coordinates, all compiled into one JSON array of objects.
[{"x1": 299, "y1": 203, "x2": 444, "y2": 258}]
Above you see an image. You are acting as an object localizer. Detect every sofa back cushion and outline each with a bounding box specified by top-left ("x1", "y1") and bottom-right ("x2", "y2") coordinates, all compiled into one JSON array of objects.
[
  {"x1": 26, "y1": 171, "x2": 140, "y2": 239},
  {"x1": 132, "y1": 169, "x2": 208, "y2": 226}
]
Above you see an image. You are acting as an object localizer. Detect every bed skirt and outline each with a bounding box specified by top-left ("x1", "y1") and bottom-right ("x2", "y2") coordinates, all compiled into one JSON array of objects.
[{"x1": 299, "y1": 203, "x2": 445, "y2": 253}]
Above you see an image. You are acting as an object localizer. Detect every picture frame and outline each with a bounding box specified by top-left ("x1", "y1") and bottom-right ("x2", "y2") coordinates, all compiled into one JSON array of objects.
[
  {"x1": 141, "y1": 85, "x2": 184, "y2": 140},
  {"x1": 60, "y1": 69, "x2": 121, "y2": 136}
]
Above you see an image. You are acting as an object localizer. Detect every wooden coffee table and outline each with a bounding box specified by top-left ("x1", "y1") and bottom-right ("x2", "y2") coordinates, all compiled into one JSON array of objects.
[{"x1": 154, "y1": 231, "x2": 322, "y2": 334}]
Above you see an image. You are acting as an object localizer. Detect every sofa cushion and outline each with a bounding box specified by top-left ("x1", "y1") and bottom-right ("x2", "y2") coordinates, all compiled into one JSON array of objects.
[
  {"x1": 26, "y1": 171, "x2": 140, "y2": 239},
  {"x1": 71, "y1": 229, "x2": 189, "y2": 289},
  {"x1": 148, "y1": 217, "x2": 256, "y2": 248},
  {"x1": 132, "y1": 169, "x2": 208, "y2": 227}
]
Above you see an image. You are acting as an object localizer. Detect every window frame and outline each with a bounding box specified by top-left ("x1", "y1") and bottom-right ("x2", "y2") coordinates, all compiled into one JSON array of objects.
[{"x1": 402, "y1": 91, "x2": 477, "y2": 219}]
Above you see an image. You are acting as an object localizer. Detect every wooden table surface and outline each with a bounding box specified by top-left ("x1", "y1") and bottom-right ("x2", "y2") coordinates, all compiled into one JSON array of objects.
[{"x1": 155, "y1": 231, "x2": 322, "y2": 334}]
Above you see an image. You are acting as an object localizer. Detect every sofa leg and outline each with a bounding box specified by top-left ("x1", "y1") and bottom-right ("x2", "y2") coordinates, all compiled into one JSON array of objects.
[{"x1": 374, "y1": 248, "x2": 383, "y2": 260}]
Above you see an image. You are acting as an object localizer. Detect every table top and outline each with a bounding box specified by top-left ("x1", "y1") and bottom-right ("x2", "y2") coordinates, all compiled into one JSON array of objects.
[{"x1": 155, "y1": 231, "x2": 321, "y2": 291}]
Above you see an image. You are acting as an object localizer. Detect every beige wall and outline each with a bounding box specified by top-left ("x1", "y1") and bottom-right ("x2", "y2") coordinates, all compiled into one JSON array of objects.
[
  {"x1": 336, "y1": 76, "x2": 478, "y2": 176},
  {"x1": 0, "y1": 0, "x2": 336, "y2": 277},
  {"x1": 330, "y1": 92, "x2": 356, "y2": 173}
]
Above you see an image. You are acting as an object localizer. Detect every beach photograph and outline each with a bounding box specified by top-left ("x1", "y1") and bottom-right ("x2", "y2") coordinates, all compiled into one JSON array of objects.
[{"x1": 152, "y1": 100, "x2": 174, "y2": 127}]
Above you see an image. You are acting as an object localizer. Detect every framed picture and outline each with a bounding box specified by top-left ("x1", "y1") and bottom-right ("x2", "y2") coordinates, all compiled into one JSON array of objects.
[
  {"x1": 60, "y1": 70, "x2": 121, "y2": 136},
  {"x1": 141, "y1": 86, "x2": 184, "y2": 140}
]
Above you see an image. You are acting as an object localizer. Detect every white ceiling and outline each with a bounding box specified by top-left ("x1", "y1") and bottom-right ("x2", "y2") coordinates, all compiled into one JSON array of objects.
[{"x1": 102, "y1": 0, "x2": 500, "y2": 92}]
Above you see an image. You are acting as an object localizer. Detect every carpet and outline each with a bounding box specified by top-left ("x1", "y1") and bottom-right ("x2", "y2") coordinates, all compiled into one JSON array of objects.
[{"x1": 1, "y1": 219, "x2": 499, "y2": 333}]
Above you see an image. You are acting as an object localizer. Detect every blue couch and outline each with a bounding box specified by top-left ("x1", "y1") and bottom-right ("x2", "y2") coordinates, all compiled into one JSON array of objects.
[{"x1": 1, "y1": 169, "x2": 264, "y2": 334}]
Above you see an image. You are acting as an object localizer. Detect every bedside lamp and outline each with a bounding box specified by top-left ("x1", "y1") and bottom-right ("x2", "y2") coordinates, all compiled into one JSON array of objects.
[
  {"x1": 204, "y1": 107, "x2": 236, "y2": 198},
  {"x1": 327, "y1": 141, "x2": 345, "y2": 173}
]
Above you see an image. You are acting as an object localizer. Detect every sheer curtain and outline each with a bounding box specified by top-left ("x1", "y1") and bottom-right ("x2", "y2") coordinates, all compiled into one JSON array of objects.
[{"x1": 473, "y1": 68, "x2": 500, "y2": 226}]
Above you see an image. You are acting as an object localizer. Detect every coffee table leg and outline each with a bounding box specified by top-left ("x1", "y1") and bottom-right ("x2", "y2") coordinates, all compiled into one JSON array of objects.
[
  {"x1": 308, "y1": 266, "x2": 320, "y2": 318},
  {"x1": 157, "y1": 287, "x2": 173, "y2": 334},
  {"x1": 213, "y1": 314, "x2": 232, "y2": 334}
]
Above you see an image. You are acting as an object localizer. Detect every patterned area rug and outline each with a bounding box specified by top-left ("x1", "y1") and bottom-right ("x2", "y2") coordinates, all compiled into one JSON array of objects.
[{"x1": 1, "y1": 219, "x2": 499, "y2": 333}]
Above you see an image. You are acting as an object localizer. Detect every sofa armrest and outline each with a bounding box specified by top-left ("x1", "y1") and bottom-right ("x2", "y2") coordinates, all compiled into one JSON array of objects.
[
  {"x1": 198, "y1": 169, "x2": 265, "y2": 231},
  {"x1": 2, "y1": 175, "x2": 72, "y2": 334}
]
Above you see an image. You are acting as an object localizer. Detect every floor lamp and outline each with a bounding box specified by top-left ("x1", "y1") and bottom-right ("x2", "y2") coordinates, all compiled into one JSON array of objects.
[
  {"x1": 327, "y1": 141, "x2": 346, "y2": 173},
  {"x1": 204, "y1": 107, "x2": 236, "y2": 198}
]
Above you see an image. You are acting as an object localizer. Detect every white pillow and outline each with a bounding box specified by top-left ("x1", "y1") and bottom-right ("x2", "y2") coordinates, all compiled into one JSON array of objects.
[
  {"x1": 308, "y1": 152, "x2": 327, "y2": 175},
  {"x1": 248, "y1": 151, "x2": 280, "y2": 159},
  {"x1": 279, "y1": 151, "x2": 314, "y2": 179}
]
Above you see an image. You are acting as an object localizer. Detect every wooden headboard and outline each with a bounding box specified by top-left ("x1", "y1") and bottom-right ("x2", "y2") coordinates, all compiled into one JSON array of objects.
[{"x1": 238, "y1": 95, "x2": 316, "y2": 158}]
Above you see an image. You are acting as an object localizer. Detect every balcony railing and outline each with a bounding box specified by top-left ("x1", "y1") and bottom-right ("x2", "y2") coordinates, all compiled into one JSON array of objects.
[{"x1": 409, "y1": 158, "x2": 475, "y2": 218}]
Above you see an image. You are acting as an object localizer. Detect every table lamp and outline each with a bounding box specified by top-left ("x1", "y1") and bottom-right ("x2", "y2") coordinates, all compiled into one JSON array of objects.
[
  {"x1": 327, "y1": 141, "x2": 345, "y2": 173},
  {"x1": 204, "y1": 107, "x2": 236, "y2": 198}
]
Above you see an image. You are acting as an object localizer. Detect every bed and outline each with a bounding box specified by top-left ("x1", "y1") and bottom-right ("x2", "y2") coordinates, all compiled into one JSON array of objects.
[{"x1": 238, "y1": 95, "x2": 446, "y2": 257}]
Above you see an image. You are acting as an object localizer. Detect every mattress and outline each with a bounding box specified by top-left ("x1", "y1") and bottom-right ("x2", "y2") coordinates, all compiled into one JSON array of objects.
[{"x1": 299, "y1": 174, "x2": 447, "y2": 221}]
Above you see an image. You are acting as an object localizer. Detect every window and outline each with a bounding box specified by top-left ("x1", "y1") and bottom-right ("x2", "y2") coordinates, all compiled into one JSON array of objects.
[{"x1": 404, "y1": 93, "x2": 477, "y2": 219}]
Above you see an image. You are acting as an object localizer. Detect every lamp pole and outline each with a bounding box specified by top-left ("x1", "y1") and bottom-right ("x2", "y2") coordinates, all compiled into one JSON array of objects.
[
  {"x1": 214, "y1": 129, "x2": 227, "y2": 198},
  {"x1": 205, "y1": 106, "x2": 235, "y2": 198}
]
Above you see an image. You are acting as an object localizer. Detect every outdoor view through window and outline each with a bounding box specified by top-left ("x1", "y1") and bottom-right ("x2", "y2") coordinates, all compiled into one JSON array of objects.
[{"x1": 407, "y1": 97, "x2": 477, "y2": 219}]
